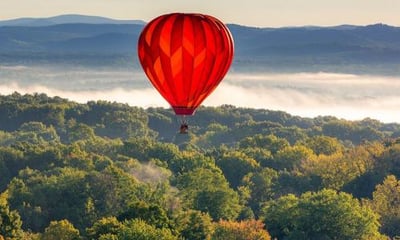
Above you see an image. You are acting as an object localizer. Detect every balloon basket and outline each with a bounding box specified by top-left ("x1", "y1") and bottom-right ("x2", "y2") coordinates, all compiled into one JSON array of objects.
[{"x1": 179, "y1": 116, "x2": 189, "y2": 134}]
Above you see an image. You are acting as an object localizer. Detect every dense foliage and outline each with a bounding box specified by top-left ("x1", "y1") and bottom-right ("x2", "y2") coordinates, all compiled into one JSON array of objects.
[{"x1": 1, "y1": 93, "x2": 400, "y2": 239}]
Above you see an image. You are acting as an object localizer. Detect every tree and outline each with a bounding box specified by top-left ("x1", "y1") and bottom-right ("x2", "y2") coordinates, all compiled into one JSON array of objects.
[
  {"x1": 168, "y1": 150, "x2": 215, "y2": 175},
  {"x1": 0, "y1": 131, "x2": 14, "y2": 146},
  {"x1": 273, "y1": 145, "x2": 314, "y2": 171},
  {"x1": 301, "y1": 152, "x2": 354, "y2": 190},
  {"x1": 369, "y1": 175, "x2": 400, "y2": 237},
  {"x1": 41, "y1": 220, "x2": 80, "y2": 240},
  {"x1": 263, "y1": 189, "x2": 385, "y2": 240},
  {"x1": 239, "y1": 134, "x2": 289, "y2": 155},
  {"x1": 341, "y1": 142, "x2": 386, "y2": 198},
  {"x1": 85, "y1": 166, "x2": 145, "y2": 221},
  {"x1": 304, "y1": 135, "x2": 343, "y2": 155},
  {"x1": 117, "y1": 219, "x2": 177, "y2": 240},
  {"x1": 301, "y1": 143, "x2": 380, "y2": 190},
  {"x1": 7, "y1": 165, "x2": 149, "y2": 232},
  {"x1": 175, "y1": 168, "x2": 242, "y2": 220},
  {"x1": 17, "y1": 122, "x2": 60, "y2": 144},
  {"x1": 96, "y1": 107, "x2": 152, "y2": 139},
  {"x1": 86, "y1": 217, "x2": 123, "y2": 240},
  {"x1": 241, "y1": 168, "x2": 278, "y2": 215},
  {"x1": 117, "y1": 201, "x2": 173, "y2": 230},
  {"x1": 175, "y1": 210, "x2": 214, "y2": 240},
  {"x1": 0, "y1": 147, "x2": 24, "y2": 192},
  {"x1": 260, "y1": 194, "x2": 299, "y2": 239},
  {"x1": 0, "y1": 198, "x2": 23, "y2": 240},
  {"x1": 120, "y1": 137, "x2": 155, "y2": 161},
  {"x1": 7, "y1": 167, "x2": 91, "y2": 232},
  {"x1": 194, "y1": 189, "x2": 241, "y2": 221},
  {"x1": 322, "y1": 120, "x2": 356, "y2": 142},
  {"x1": 272, "y1": 126, "x2": 308, "y2": 145},
  {"x1": 212, "y1": 219, "x2": 271, "y2": 240},
  {"x1": 376, "y1": 143, "x2": 400, "y2": 178},
  {"x1": 216, "y1": 151, "x2": 260, "y2": 188},
  {"x1": 66, "y1": 120, "x2": 95, "y2": 143},
  {"x1": 241, "y1": 147, "x2": 273, "y2": 167}
]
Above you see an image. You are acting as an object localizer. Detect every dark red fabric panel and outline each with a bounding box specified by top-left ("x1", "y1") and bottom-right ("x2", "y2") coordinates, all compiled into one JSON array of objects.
[{"x1": 138, "y1": 13, "x2": 234, "y2": 115}]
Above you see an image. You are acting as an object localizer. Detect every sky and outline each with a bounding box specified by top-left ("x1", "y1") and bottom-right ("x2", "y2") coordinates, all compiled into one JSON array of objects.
[{"x1": 1, "y1": 0, "x2": 399, "y2": 27}]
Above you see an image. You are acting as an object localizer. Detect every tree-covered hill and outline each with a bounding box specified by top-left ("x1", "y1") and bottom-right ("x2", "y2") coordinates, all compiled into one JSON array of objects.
[
  {"x1": 1, "y1": 92, "x2": 400, "y2": 239},
  {"x1": 1, "y1": 18, "x2": 400, "y2": 75}
]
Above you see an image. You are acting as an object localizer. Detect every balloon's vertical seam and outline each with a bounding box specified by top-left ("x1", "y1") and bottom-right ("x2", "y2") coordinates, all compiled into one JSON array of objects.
[
  {"x1": 192, "y1": 18, "x2": 220, "y2": 107},
  {"x1": 191, "y1": 19, "x2": 217, "y2": 108},
  {"x1": 201, "y1": 18, "x2": 233, "y2": 107},
  {"x1": 186, "y1": 15, "x2": 199, "y2": 109},
  {"x1": 180, "y1": 15, "x2": 188, "y2": 108},
  {"x1": 190, "y1": 17, "x2": 208, "y2": 109},
  {"x1": 159, "y1": 14, "x2": 179, "y2": 106},
  {"x1": 139, "y1": 15, "x2": 176, "y2": 105}
]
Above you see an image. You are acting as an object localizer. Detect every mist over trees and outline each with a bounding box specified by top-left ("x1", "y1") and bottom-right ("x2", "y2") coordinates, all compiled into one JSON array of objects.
[{"x1": 1, "y1": 92, "x2": 400, "y2": 239}]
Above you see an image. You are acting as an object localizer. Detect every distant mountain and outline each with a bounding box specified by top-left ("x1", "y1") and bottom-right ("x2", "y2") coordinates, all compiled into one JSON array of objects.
[
  {"x1": 0, "y1": 15, "x2": 399, "y2": 75},
  {"x1": 227, "y1": 23, "x2": 400, "y2": 74},
  {"x1": 0, "y1": 23, "x2": 143, "y2": 52},
  {"x1": 0, "y1": 14, "x2": 145, "y2": 26}
]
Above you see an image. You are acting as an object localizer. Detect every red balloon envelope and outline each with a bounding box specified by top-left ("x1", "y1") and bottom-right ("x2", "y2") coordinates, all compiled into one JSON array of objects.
[{"x1": 138, "y1": 13, "x2": 234, "y2": 115}]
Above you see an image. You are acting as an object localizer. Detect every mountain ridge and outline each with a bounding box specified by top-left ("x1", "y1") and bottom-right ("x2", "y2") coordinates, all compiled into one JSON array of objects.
[
  {"x1": 1, "y1": 15, "x2": 399, "y2": 75},
  {"x1": 1, "y1": 14, "x2": 398, "y2": 29},
  {"x1": 0, "y1": 14, "x2": 145, "y2": 26}
]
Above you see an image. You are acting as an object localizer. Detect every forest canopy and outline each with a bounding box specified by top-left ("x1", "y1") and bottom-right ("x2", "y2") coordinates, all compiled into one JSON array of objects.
[{"x1": 0, "y1": 92, "x2": 400, "y2": 239}]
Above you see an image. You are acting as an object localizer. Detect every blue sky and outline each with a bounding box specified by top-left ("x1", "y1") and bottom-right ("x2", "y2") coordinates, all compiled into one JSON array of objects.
[{"x1": 1, "y1": 0, "x2": 399, "y2": 27}]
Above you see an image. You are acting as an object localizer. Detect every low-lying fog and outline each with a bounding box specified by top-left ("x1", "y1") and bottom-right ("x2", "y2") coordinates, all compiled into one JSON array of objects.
[{"x1": 1, "y1": 65, "x2": 399, "y2": 123}]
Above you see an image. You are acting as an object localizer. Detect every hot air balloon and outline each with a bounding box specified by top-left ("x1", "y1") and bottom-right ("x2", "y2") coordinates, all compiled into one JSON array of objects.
[{"x1": 138, "y1": 13, "x2": 234, "y2": 133}]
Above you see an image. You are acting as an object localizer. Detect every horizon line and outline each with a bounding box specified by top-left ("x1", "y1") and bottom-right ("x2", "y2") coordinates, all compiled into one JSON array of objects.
[{"x1": 0, "y1": 13, "x2": 399, "y2": 29}]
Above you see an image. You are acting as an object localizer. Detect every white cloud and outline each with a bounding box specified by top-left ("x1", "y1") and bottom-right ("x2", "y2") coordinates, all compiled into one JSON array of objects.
[
  {"x1": 205, "y1": 72, "x2": 400, "y2": 123},
  {"x1": 1, "y1": 71, "x2": 400, "y2": 123},
  {"x1": 0, "y1": 82, "x2": 167, "y2": 108}
]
